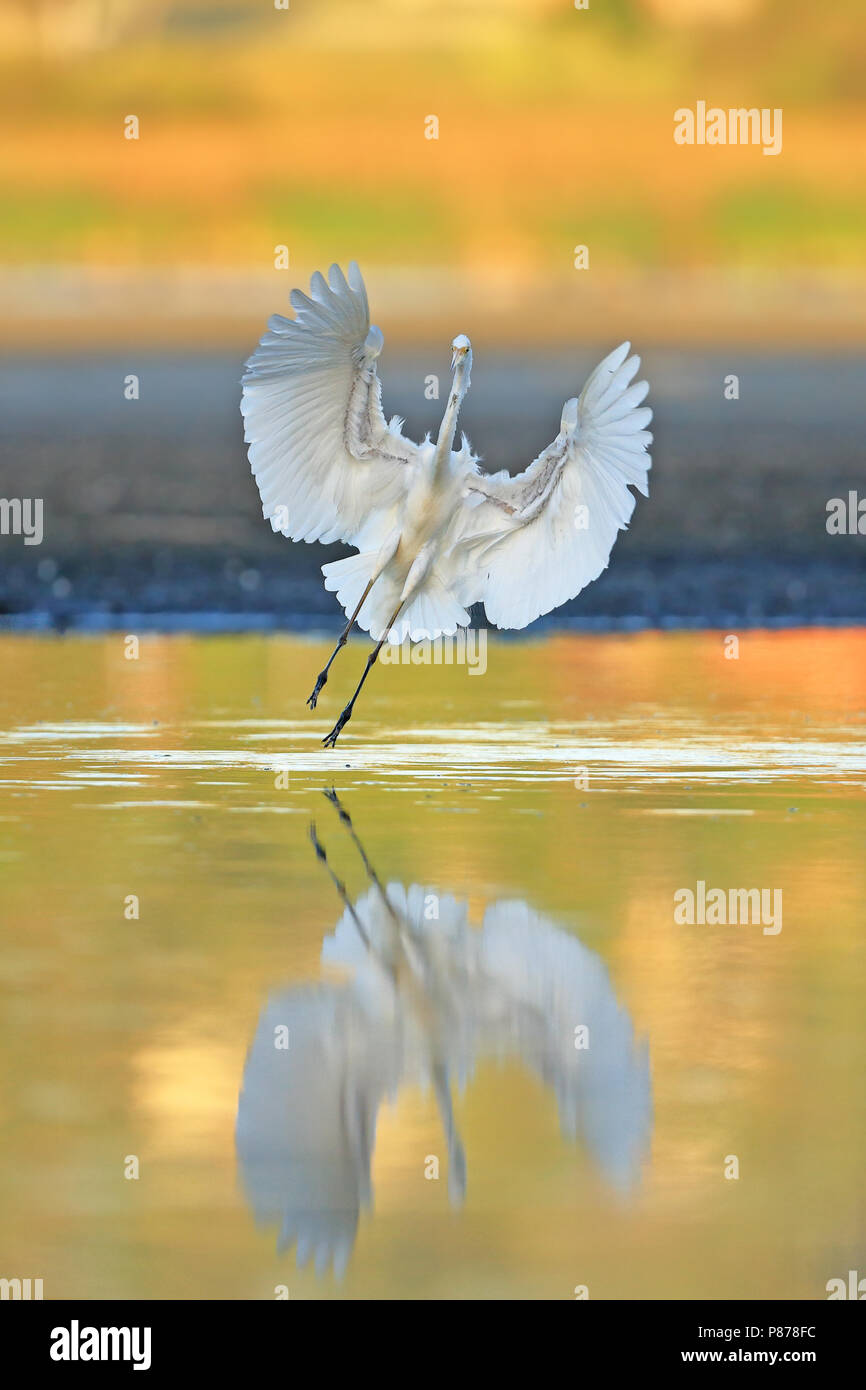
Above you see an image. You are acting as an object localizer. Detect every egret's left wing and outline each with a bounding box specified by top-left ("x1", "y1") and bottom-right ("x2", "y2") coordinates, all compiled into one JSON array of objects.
[
  {"x1": 449, "y1": 343, "x2": 652, "y2": 629},
  {"x1": 478, "y1": 900, "x2": 652, "y2": 1190},
  {"x1": 241, "y1": 262, "x2": 422, "y2": 547}
]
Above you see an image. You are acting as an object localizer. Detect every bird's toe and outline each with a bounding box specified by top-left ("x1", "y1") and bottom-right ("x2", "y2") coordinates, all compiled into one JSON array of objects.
[{"x1": 307, "y1": 672, "x2": 327, "y2": 709}]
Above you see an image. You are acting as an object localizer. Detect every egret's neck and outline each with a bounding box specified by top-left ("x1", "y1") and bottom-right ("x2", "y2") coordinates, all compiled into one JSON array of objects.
[{"x1": 433, "y1": 353, "x2": 471, "y2": 480}]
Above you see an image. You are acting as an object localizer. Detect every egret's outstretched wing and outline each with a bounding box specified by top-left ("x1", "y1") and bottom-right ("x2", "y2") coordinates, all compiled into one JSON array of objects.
[
  {"x1": 241, "y1": 262, "x2": 422, "y2": 547},
  {"x1": 450, "y1": 343, "x2": 652, "y2": 629},
  {"x1": 235, "y1": 986, "x2": 396, "y2": 1278},
  {"x1": 478, "y1": 900, "x2": 652, "y2": 1190}
]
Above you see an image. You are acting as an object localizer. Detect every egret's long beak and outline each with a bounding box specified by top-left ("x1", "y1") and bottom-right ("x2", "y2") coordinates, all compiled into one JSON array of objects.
[{"x1": 451, "y1": 346, "x2": 467, "y2": 371}]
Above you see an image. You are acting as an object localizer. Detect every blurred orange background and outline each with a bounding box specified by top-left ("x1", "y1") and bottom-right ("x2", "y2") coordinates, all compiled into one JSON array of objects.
[{"x1": 1, "y1": 0, "x2": 864, "y2": 346}]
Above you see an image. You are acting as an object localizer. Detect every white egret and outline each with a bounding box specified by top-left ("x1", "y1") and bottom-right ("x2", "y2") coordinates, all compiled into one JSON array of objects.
[
  {"x1": 241, "y1": 263, "x2": 652, "y2": 745},
  {"x1": 235, "y1": 792, "x2": 651, "y2": 1278}
]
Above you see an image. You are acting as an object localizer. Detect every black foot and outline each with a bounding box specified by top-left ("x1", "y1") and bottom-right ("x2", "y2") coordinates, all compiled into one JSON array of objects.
[
  {"x1": 322, "y1": 707, "x2": 352, "y2": 748},
  {"x1": 324, "y1": 786, "x2": 351, "y2": 826},
  {"x1": 307, "y1": 670, "x2": 328, "y2": 710}
]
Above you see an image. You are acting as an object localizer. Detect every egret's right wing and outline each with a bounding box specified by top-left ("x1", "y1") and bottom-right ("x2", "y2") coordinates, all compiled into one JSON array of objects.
[
  {"x1": 241, "y1": 262, "x2": 422, "y2": 547},
  {"x1": 235, "y1": 986, "x2": 393, "y2": 1278}
]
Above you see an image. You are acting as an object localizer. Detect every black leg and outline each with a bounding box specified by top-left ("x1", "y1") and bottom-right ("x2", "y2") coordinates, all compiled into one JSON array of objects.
[
  {"x1": 321, "y1": 645, "x2": 381, "y2": 747},
  {"x1": 308, "y1": 822, "x2": 370, "y2": 948},
  {"x1": 321, "y1": 603, "x2": 403, "y2": 748},
  {"x1": 323, "y1": 788, "x2": 401, "y2": 924},
  {"x1": 311, "y1": 796, "x2": 399, "y2": 985},
  {"x1": 307, "y1": 578, "x2": 374, "y2": 709}
]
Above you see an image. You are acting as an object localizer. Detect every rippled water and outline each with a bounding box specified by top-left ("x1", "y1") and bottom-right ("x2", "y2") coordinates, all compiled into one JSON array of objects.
[{"x1": 1, "y1": 630, "x2": 864, "y2": 1299}]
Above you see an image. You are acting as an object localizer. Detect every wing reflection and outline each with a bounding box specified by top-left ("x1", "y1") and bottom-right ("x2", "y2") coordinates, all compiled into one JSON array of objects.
[{"x1": 236, "y1": 792, "x2": 651, "y2": 1278}]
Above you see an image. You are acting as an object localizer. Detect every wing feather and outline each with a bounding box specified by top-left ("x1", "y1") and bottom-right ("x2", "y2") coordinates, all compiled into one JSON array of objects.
[
  {"x1": 449, "y1": 343, "x2": 652, "y2": 629},
  {"x1": 241, "y1": 262, "x2": 421, "y2": 546}
]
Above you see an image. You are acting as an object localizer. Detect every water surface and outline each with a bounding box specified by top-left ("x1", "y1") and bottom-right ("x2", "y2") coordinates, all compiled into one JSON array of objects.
[{"x1": 1, "y1": 629, "x2": 864, "y2": 1298}]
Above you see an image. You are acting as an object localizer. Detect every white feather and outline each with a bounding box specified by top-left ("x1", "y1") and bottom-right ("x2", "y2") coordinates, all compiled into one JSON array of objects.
[
  {"x1": 241, "y1": 261, "x2": 421, "y2": 547},
  {"x1": 448, "y1": 342, "x2": 653, "y2": 630},
  {"x1": 242, "y1": 265, "x2": 652, "y2": 664},
  {"x1": 236, "y1": 880, "x2": 651, "y2": 1273}
]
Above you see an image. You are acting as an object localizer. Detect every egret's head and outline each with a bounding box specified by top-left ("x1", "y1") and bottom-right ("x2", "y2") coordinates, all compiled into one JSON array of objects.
[{"x1": 451, "y1": 334, "x2": 471, "y2": 370}]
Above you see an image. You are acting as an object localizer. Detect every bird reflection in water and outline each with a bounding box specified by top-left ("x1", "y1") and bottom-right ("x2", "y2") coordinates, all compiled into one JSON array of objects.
[{"x1": 236, "y1": 791, "x2": 652, "y2": 1278}]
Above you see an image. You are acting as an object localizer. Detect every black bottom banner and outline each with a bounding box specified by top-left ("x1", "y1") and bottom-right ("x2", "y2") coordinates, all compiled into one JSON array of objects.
[{"x1": 5, "y1": 1298, "x2": 861, "y2": 1376}]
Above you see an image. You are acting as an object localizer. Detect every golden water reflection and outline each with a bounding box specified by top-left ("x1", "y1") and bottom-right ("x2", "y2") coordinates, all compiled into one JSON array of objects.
[
  {"x1": 0, "y1": 631, "x2": 864, "y2": 1299},
  {"x1": 236, "y1": 793, "x2": 651, "y2": 1278}
]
